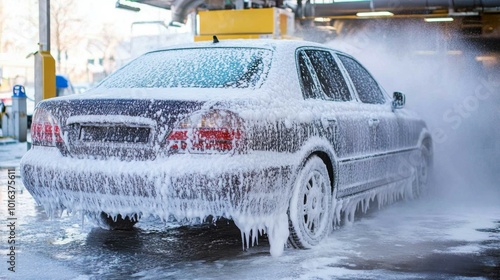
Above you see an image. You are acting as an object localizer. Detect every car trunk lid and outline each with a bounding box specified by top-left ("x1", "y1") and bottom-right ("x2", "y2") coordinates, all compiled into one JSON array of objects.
[{"x1": 38, "y1": 98, "x2": 205, "y2": 161}]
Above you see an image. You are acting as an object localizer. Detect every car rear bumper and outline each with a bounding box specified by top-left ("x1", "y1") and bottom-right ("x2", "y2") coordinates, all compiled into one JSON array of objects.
[{"x1": 21, "y1": 147, "x2": 297, "y2": 222}]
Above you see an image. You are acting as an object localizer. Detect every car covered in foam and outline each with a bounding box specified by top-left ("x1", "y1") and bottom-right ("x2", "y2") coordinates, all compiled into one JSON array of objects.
[{"x1": 21, "y1": 39, "x2": 432, "y2": 256}]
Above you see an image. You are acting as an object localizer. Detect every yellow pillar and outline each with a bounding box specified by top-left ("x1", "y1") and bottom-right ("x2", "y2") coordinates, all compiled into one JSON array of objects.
[
  {"x1": 35, "y1": 0, "x2": 56, "y2": 104},
  {"x1": 38, "y1": 50, "x2": 56, "y2": 100}
]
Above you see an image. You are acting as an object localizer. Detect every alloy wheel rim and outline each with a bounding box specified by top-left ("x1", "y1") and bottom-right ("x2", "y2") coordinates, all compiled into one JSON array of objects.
[{"x1": 301, "y1": 171, "x2": 328, "y2": 237}]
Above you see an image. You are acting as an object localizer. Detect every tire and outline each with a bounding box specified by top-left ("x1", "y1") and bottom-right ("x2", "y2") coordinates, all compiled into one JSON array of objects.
[
  {"x1": 288, "y1": 155, "x2": 333, "y2": 249},
  {"x1": 99, "y1": 212, "x2": 138, "y2": 230},
  {"x1": 413, "y1": 145, "x2": 431, "y2": 198}
]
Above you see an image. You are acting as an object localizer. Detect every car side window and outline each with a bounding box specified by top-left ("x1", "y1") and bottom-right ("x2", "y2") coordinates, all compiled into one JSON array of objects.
[
  {"x1": 297, "y1": 51, "x2": 320, "y2": 99},
  {"x1": 305, "y1": 50, "x2": 351, "y2": 101},
  {"x1": 338, "y1": 55, "x2": 385, "y2": 104}
]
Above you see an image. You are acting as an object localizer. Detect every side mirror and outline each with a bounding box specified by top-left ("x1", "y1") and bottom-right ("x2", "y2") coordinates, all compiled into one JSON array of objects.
[{"x1": 392, "y1": 91, "x2": 405, "y2": 110}]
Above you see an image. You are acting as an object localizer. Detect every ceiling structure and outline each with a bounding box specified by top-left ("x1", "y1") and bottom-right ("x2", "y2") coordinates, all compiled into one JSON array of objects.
[
  {"x1": 121, "y1": 0, "x2": 500, "y2": 52},
  {"x1": 304, "y1": 0, "x2": 500, "y2": 18},
  {"x1": 123, "y1": 0, "x2": 500, "y2": 23},
  {"x1": 124, "y1": 0, "x2": 278, "y2": 24}
]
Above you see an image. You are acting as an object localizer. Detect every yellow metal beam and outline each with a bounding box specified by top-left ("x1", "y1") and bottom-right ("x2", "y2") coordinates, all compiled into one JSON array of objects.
[
  {"x1": 198, "y1": 8, "x2": 276, "y2": 35},
  {"x1": 195, "y1": 34, "x2": 271, "y2": 42}
]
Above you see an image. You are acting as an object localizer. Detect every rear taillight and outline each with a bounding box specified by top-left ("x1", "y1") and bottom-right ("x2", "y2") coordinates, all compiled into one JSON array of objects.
[
  {"x1": 166, "y1": 109, "x2": 244, "y2": 153},
  {"x1": 31, "y1": 108, "x2": 64, "y2": 146}
]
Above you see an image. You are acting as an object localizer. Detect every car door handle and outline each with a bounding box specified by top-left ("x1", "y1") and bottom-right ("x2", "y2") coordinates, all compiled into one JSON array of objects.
[
  {"x1": 326, "y1": 118, "x2": 337, "y2": 125},
  {"x1": 321, "y1": 117, "x2": 337, "y2": 127},
  {"x1": 368, "y1": 118, "x2": 380, "y2": 127}
]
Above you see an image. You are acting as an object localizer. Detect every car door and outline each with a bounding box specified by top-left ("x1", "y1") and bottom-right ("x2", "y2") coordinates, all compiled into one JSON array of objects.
[
  {"x1": 296, "y1": 48, "x2": 374, "y2": 198},
  {"x1": 336, "y1": 54, "x2": 411, "y2": 190}
]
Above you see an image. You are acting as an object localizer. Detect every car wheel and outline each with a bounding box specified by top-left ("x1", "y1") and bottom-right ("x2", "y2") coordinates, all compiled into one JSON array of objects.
[
  {"x1": 99, "y1": 212, "x2": 138, "y2": 230},
  {"x1": 288, "y1": 155, "x2": 332, "y2": 249},
  {"x1": 413, "y1": 145, "x2": 431, "y2": 198}
]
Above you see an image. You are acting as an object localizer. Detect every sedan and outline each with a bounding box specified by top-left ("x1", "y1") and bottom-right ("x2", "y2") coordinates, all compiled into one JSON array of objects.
[{"x1": 21, "y1": 39, "x2": 432, "y2": 257}]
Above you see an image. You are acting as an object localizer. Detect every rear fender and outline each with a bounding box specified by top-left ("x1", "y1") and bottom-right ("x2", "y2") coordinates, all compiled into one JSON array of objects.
[{"x1": 294, "y1": 137, "x2": 338, "y2": 193}]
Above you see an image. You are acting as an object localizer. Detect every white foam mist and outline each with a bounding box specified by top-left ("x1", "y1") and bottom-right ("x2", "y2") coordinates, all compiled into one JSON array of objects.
[{"x1": 325, "y1": 19, "x2": 500, "y2": 206}]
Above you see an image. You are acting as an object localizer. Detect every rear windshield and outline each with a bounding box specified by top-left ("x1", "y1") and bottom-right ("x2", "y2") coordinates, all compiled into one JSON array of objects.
[{"x1": 98, "y1": 48, "x2": 272, "y2": 89}]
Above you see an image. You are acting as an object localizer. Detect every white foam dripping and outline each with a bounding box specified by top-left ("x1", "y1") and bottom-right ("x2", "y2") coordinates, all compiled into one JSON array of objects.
[{"x1": 335, "y1": 176, "x2": 416, "y2": 226}]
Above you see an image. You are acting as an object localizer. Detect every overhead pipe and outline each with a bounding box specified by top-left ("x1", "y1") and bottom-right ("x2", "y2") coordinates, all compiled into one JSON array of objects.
[{"x1": 170, "y1": 0, "x2": 205, "y2": 25}]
